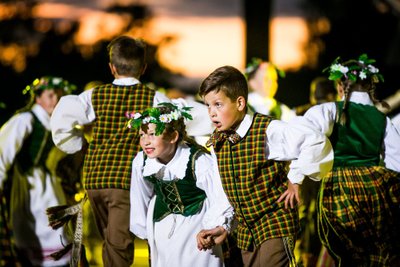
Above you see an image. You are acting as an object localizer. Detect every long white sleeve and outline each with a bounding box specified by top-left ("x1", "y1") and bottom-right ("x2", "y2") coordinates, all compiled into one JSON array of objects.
[
  {"x1": 303, "y1": 97, "x2": 400, "y2": 172},
  {"x1": 0, "y1": 112, "x2": 33, "y2": 186},
  {"x1": 129, "y1": 152, "x2": 154, "y2": 239},
  {"x1": 50, "y1": 93, "x2": 92, "y2": 154},
  {"x1": 383, "y1": 117, "x2": 400, "y2": 172},
  {"x1": 266, "y1": 117, "x2": 334, "y2": 184},
  {"x1": 194, "y1": 153, "x2": 235, "y2": 232}
]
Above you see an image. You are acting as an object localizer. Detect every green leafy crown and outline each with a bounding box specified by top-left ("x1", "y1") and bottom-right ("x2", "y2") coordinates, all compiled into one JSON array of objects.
[
  {"x1": 323, "y1": 53, "x2": 384, "y2": 84},
  {"x1": 126, "y1": 102, "x2": 193, "y2": 135},
  {"x1": 23, "y1": 76, "x2": 77, "y2": 95},
  {"x1": 244, "y1": 57, "x2": 286, "y2": 79}
]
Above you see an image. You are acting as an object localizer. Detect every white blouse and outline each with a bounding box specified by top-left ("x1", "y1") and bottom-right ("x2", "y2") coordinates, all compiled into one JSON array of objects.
[
  {"x1": 130, "y1": 143, "x2": 235, "y2": 239},
  {"x1": 303, "y1": 91, "x2": 400, "y2": 172}
]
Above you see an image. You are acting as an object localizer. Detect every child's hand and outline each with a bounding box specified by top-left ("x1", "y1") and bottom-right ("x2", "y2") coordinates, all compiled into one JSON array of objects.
[
  {"x1": 277, "y1": 181, "x2": 300, "y2": 209},
  {"x1": 197, "y1": 230, "x2": 215, "y2": 251},
  {"x1": 196, "y1": 226, "x2": 228, "y2": 251}
]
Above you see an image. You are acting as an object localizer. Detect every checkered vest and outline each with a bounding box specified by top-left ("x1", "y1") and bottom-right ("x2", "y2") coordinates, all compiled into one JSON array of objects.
[
  {"x1": 83, "y1": 83, "x2": 155, "y2": 190},
  {"x1": 214, "y1": 114, "x2": 299, "y2": 250}
]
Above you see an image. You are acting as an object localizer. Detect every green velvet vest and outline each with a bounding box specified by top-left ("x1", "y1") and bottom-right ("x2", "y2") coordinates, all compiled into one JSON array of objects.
[
  {"x1": 330, "y1": 101, "x2": 386, "y2": 167},
  {"x1": 15, "y1": 112, "x2": 53, "y2": 174},
  {"x1": 144, "y1": 146, "x2": 207, "y2": 222}
]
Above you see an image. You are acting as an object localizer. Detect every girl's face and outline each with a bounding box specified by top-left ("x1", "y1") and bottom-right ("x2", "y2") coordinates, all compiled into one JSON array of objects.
[
  {"x1": 139, "y1": 123, "x2": 178, "y2": 164},
  {"x1": 203, "y1": 90, "x2": 246, "y2": 132},
  {"x1": 35, "y1": 89, "x2": 62, "y2": 115},
  {"x1": 249, "y1": 63, "x2": 278, "y2": 98}
]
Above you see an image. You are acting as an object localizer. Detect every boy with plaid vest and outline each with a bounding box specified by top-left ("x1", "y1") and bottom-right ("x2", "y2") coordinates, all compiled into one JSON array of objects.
[
  {"x1": 196, "y1": 66, "x2": 333, "y2": 267},
  {"x1": 50, "y1": 36, "x2": 172, "y2": 266}
]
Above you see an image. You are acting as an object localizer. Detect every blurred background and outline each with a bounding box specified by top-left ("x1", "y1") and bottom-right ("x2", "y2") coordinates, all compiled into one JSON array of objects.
[{"x1": 1, "y1": 0, "x2": 400, "y2": 124}]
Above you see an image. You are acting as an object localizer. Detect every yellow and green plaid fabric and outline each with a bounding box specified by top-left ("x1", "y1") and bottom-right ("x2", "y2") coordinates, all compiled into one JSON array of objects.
[
  {"x1": 83, "y1": 83, "x2": 155, "y2": 190},
  {"x1": 318, "y1": 166, "x2": 400, "y2": 266},
  {"x1": 214, "y1": 113, "x2": 299, "y2": 251}
]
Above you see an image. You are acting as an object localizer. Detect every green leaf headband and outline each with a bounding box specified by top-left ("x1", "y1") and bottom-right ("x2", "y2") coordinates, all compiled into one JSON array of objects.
[
  {"x1": 23, "y1": 76, "x2": 77, "y2": 95},
  {"x1": 244, "y1": 57, "x2": 286, "y2": 79},
  {"x1": 323, "y1": 53, "x2": 384, "y2": 84},
  {"x1": 126, "y1": 102, "x2": 193, "y2": 136}
]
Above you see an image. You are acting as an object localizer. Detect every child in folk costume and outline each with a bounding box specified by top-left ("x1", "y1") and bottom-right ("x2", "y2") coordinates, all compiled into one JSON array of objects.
[
  {"x1": 129, "y1": 103, "x2": 235, "y2": 267},
  {"x1": 196, "y1": 66, "x2": 333, "y2": 267},
  {"x1": 0, "y1": 76, "x2": 75, "y2": 266},
  {"x1": 303, "y1": 54, "x2": 400, "y2": 266}
]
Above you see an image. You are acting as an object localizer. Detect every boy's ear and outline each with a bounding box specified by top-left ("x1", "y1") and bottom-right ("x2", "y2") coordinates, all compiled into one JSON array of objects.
[
  {"x1": 140, "y1": 64, "x2": 147, "y2": 76},
  {"x1": 237, "y1": 96, "x2": 246, "y2": 112},
  {"x1": 109, "y1": 63, "x2": 118, "y2": 76}
]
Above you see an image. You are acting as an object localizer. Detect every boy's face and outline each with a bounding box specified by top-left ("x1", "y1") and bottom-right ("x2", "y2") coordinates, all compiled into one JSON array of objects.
[
  {"x1": 203, "y1": 90, "x2": 245, "y2": 132},
  {"x1": 139, "y1": 123, "x2": 177, "y2": 164}
]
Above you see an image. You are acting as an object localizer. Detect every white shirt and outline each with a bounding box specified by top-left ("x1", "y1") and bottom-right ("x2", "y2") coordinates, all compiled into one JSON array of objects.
[
  {"x1": 303, "y1": 91, "x2": 400, "y2": 172},
  {"x1": 248, "y1": 92, "x2": 297, "y2": 122}
]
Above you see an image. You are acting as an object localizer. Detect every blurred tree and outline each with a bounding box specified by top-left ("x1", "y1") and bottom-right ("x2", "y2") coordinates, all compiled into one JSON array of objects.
[{"x1": 0, "y1": 1, "x2": 181, "y2": 126}]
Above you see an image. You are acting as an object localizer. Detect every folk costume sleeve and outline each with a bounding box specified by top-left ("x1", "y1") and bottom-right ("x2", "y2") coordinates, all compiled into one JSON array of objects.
[
  {"x1": 266, "y1": 116, "x2": 334, "y2": 184},
  {"x1": 304, "y1": 99, "x2": 400, "y2": 172},
  {"x1": 129, "y1": 151, "x2": 154, "y2": 239},
  {"x1": 50, "y1": 90, "x2": 94, "y2": 154},
  {"x1": 194, "y1": 153, "x2": 235, "y2": 232},
  {"x1": 0, "y1": 112, "x2": 33, "y2": 186}
]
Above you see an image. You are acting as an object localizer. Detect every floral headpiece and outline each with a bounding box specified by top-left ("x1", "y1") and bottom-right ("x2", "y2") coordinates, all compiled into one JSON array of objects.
[
  {"x1": 126, "y1": 102, "x2": 193, "y2": 135},
  {"x1": 244, "y1": 57, "x2": 286, "y2": 79},
  {"x1": 23, "y1": 76, "x2": 77, "y2": 95},
  {"x1": 324, "y1": 53, "x2": 384, "y2": 84}
]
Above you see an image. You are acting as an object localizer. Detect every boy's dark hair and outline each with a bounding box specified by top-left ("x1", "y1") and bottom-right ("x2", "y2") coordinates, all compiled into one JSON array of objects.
[
  {"x1": 107, "y1": 35, "x2": 147, "y2": 77},
  {"x1": 199, "y1": 65, "x2": 248, "y2": 102}
]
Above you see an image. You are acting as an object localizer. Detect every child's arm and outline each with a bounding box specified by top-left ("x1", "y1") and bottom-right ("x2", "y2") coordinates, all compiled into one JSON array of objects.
[
  {"x1": 50, "y1": 91, "x2": 94, "y2": 154},
  {"x1": 382, "y1": 117, "x2": 400, "y2": 172},
  {"x1": 129, "y1": 152, "x2": 153, "y2": 239},
  {"x1": 266, "y1": 116, "x2": 334, "y2": 185},
  {"x1": 195, "y1": 153, "x2": 235, "y2": 250}
]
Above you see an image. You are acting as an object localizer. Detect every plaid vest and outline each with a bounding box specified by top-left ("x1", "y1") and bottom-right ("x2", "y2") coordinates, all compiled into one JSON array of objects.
[
  {"x1": 214, "y1": 114, "x2": 299, "y2": 250},
  {"x1": 83, "y1": 83, "x2": 155, "y2": 190}
]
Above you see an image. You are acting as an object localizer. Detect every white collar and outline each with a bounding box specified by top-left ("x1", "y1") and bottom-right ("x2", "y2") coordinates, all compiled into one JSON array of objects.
[
  {"x1": 142, "y1": 143, "x2": 190, "y2": 180},
  {"x1": 112, "y1": 77, "x2": 140, "y2": 86},
  {"x1": 32, "y1": 104, "x2": 51, "y2": 130},
  {"x1": 345, "y1": 91, "x2": 374, "y2": 105},
  {"x1": 235, "y1": 113, "x2": 253, "y2": 138}
]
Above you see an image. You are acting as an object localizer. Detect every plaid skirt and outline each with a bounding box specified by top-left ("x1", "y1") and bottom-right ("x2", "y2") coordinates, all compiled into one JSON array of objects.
[{"x1": 318, "y1": 166, "x2": 400, "y2": 266}]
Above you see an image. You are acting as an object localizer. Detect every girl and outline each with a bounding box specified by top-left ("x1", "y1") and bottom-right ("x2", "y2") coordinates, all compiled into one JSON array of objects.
[
  {"x1": 0, "y1": 76, "x2": 75, "y2": 266},
  {"x1": 303, "y1": 54, "x2": 400, "y2": 266},
  {"x1": 128, "y1": 102, "x2": 235, "y2": 267}
]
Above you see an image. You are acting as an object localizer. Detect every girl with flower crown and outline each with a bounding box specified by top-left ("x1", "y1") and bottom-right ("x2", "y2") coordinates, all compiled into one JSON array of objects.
[
  {"x1": 0, "y1": 76, "x2": 76, "y2": 266},
  {"x1": 128, "y1": 103, "x2": 235, "y2": 267},
  {"x1": 302, "y1": 54, "x2": 400, "y2": 266}
]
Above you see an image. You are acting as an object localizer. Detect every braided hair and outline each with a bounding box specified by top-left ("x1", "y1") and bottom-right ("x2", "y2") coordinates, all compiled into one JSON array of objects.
[{"x1": 325, "y1": 54, "x2": 389, "y2": 125}]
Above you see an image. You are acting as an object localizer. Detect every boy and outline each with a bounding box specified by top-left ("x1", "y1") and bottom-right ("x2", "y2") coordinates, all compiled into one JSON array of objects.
[
  {"x1": 50, "y1": 36, "x2": 171, "y2": 266},
  {"x1": 196, "y1": 66, "x2": 333, "y2": 266}
]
